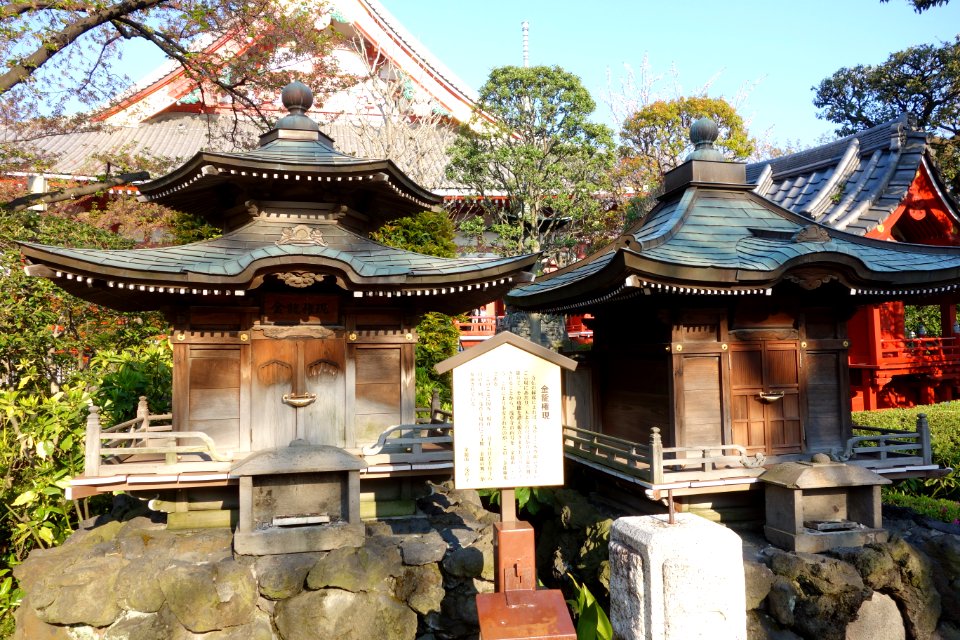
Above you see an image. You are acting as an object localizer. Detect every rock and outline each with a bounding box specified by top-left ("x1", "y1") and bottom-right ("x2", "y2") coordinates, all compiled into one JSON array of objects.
[
  {"x1": 745, "y1": 559, "x2": 776, "y2": 610},
  {"x1": 115, "y1": 558, "x2": 166, "y2": 613},
  {"x1": 12, "y1": 597, "x2": 72, "y2": 640},
  {"x1": 31, "y1": 554, "x2": 127, "y2": 627},
  {"x1": 845, "y1": 593, "x2": 905, "y2": 640},
  {"x1": 920, "y1": 533, "x2": 960, "y2": 625},
  {"x1": 884, "y1": 537, "x2": 941, "y2": 640},
  {"x1": 159, "y1": 559, "x2": 258, "y2": 633},
  {"x1": 554, "y1": 488, "x2": 604, "y2": 531},
  {"x1": 118, "y1": 526, "x2": 233, "y2": 564},
  {"x1": 576, "y1": 518, "x2": 612, "y2": 582},
  {"x1": 395, "y1": 564, "x2": 444, "y2": 615},
  {"x1": 306, "y1": 541, "x2": 402, "y2": 593},
  {"x1": 937, "y1": 621, "x2": 960, "y2": 640},
  {"x1": 746, "y1": 609, "x2": 802, "y2": 640},
  {"x1": 274, "y1": 589, "x2": 417, "y2": 640},
  {"x1": 102, "y1": 610, "x2": 177, "y2": 640},
  {"x1": 764, "y1": 549, "x2": 868, "y2": 640},
  {"x1": 255, "y1": 553, "x2": 322, "y2": 600},
  {"x1": 438, "y1": 525, "x2": 481, "y2": 550},
  {"x1": 442, "y1": 545, "x2": 485, "y2": 578},
  {"x1": 180, "y1": 609, "x2": 275, "y2": 640},
  {"x1": 400, "y1": 531, "x2": 448, "y2": 566},
  {"x1": 831, "y1": 544, "x2": 900, "y2": 590}
]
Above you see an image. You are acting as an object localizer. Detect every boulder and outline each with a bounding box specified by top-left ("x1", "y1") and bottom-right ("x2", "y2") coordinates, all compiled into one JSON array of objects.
[
  {"x1": 746, "y1": 609, "x2": 802, "y2": 640},
  {"x1": 305, "y1": 540, "x2": 402, "y2": 592},
  {"x1": 919, "y1": 532, "x2": 960, "y2": 625},
  {"x1": 884, "y1": 537, "x2": 941, "y2": 640},
  {"x1": 115, "y1": 557, "x2": 166, "y2": 613},
  {"x1": 400, "y1": 531, "x2": 448, "y2": 566},
  {"x1": 395, "y1": 564, "x2": 444, "y2": 615},
  {"x1": 274, "y1": 589, "x2": 416, "y2": 640},
  {"x1": 765, "y1": 549, "x2": 869, "y2": 640},
  {"x1": 255, "y1": 553, "x2": 322, "y2": 600},
  {"x1": 159, "y1": 559, "x2": 258, "y2": 633},
  {"x1": 29, "y1": 554, "x2": 127, "y2": 627},
  {"x1": 745, "y1": 559, "x2": 776, "y2": 610},
  {"x1": 844, "y1": 593, "x2": 905, "y2": 640}
]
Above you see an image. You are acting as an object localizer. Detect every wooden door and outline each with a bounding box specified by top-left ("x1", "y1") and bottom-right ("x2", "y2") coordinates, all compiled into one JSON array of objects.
[
  {"x1": 731, "y1": 342, "x2": 803, "y2": 455},
  {"x1": 251, "y1": 339, "x2": 345, "y2": 449}
]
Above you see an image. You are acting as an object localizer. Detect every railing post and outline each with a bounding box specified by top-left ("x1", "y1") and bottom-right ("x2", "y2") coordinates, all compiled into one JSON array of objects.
[
  {"x1": 136, "y1": 396, "x2": 149, "y2": 419},
  {"x1": 650, "y1": 427, "x2": 664, "y2": 485},
  {"x1": 430, "y1": 389, "x2": 442, "y2": 423},
  {"x1": 84, "y1": 404, "x2": 101, "y2": 477},
  {"x1": 917, "y1": 413, "x2": 932, "y2": 465}
]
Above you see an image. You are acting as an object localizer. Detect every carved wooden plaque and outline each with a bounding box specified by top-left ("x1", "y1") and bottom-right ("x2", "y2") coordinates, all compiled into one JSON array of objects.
[{"x1": 263, "y1": 294, "x2": 339, "y2": 324}]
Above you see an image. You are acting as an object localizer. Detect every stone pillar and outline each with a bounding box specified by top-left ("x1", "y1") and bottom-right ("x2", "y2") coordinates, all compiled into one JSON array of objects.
[{"x1": 609, "y1": 514, "x2": 746, "y2": 640}]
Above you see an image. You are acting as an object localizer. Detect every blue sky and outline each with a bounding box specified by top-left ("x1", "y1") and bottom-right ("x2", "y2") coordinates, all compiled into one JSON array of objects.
[{"x1": 381, "y1": 0, "x2": 960, "y2": 149}]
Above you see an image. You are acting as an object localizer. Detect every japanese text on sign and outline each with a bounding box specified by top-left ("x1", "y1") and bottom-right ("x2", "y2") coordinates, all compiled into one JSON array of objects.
[{"x1": 452, "y1": 344, "x2": 564, "y2": 489}]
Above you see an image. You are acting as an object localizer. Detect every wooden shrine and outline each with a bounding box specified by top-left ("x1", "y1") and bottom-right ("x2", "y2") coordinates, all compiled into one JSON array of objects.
[
  {"x1": 506, "y1": 118, "x2": 954, "y2": 501},
  {"x1": 20, "y1": 82, "x2": 537, "y2": 509}
]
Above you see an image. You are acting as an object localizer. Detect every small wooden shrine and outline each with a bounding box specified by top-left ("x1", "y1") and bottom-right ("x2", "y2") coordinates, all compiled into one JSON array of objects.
[
  {"x1": 506, "y1": 119, "x2": 955, "y2": 501},
  {"x1": 20, "y1": 82, "x2": 537, "y2": 511}
]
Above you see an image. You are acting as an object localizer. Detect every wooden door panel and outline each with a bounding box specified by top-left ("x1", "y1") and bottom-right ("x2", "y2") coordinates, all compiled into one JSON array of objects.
[
  {"x1": 185, "y1": 348, "x2": 241, "y2": 451},
  {"x1": 766, "y1": 347, "x2": 799, "y2": 387},
  {"x1": 354, "y1": 347, "x2": 401, "y2": 446},
  {"x1": 301, "y1": 339, "x2": 345, "y2": 447},
  {"x1": 731, "y1": 350, "x2": 763, "y2": 388},
  {"x1": 252, "y1": 340, "x2": 296, "y2": 449},
  {"x1": 681, "y1": 355, "x2": 722, "y2": 447},
  {"x1": 730, "y1": 342, "x2": 803, "y2": 455}
]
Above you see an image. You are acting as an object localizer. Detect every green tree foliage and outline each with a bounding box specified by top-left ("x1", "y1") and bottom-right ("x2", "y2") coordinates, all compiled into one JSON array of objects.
[
  {"x1": 813, "y1": 38, "x2": 960, "y2": 192},
  {"x1": 880, "y1": 0, "x2": 950, "y2": 12},
  {"x1": 446, "y1": 65, "x2": 616, "y2": 262},
  {"x1": 0, "y1": 205, "x2": 173, "y2": 634},
  {"x1": 371, "y1": 210, "x2": 461, "y2": 406},
  {"x1": 618, "y1": 96, "x2": 756, "y2": 198}
]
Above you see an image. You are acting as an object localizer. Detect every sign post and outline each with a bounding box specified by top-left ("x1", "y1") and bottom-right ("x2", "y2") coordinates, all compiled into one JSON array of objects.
[{"x1": 436, "y1": 331, "x2": 577, "y2": 639}]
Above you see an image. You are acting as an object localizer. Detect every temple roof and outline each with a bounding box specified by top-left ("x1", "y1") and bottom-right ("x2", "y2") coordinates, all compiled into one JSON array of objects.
[
  {"x1": 746, "y1": 116, "x2": 959, "y2": 235},
  {"x1": 20, "y1": 83, "x2": 537, "y2": 315},
  {"x1": 507, "y1": 125, "x2": 960, "y2": 313},
  {"x1": 21, "y1": 216, "x2": 536, "y2": 313}
]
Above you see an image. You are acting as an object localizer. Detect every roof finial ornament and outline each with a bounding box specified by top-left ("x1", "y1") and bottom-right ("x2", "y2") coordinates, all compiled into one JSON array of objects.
[
  {"x1": 686, "y1": 117, "x2": 725, "y2": 162},
  {"x1": 274, "y1": 81, "x2": 320, "y2": 133}
]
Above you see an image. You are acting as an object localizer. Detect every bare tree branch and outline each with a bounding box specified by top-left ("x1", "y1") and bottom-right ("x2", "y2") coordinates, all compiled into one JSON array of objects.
[
  {"x1": 0, "y1": 0, "x2": 166, "y2": 95},
  {"x1": 2, "y1": 171, "x2": 149, "y2": 211}
]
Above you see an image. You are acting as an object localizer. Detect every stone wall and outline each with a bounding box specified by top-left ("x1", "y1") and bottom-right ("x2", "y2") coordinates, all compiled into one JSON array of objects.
[
  {"x1": 745, "y1": 507, "x2": 960, "y2": 640},
  {"x1": 14, "y1": 482, "x2": 496, "y2": 640}
]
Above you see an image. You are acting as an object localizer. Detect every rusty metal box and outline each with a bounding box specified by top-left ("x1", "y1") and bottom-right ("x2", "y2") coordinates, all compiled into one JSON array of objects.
[
  {"x1": 476, "y1": 589, "x2": 576, "y2": 640},
  {"x1": 494, "y1": 521, "x2": 536, "y2": 592}
]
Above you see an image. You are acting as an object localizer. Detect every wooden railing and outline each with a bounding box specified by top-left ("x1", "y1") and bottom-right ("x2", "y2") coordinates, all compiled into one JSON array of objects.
[
  {"x1": 361, "y1": 423, "x2": 454, "y2": 464},
  {"x1": 562, "y1": 415, "x2": 935, "y2": 486},
  {"x1": 84, "y1": 396, "x2": 231, "y2": 477},
  {"x1": 454, "y1": 315, "x2": 498, "y2": 338},
  {"x1": 876, "y1": 337, "x2": 960, "y2": 368},
  {"x1": 836, "y1": 414, "x2": 932, "y2": 467}
]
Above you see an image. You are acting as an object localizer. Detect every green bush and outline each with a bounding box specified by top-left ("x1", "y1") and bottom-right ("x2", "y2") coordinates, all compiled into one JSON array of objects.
[
  {"x1": 853, "y1": 401, "x2": 960, "y2": 501},
  {"x1": 882, "y1": 488, "x2": 960, "y2": 524}
]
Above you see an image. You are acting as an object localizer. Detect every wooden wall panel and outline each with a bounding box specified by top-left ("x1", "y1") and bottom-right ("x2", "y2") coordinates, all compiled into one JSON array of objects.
[
  {"x1": 805, "y1": 351, "x2": 845, "y2": 449},
  {"x1": 354, "y1": 347, "x2": 402, "y2": 445},
  {"x1": 599, "y1": 353, "x2": 669, "y2": 443},
  {"x1": 731, "y1": 350, "x2": 762, "y2": 388},
  {"x1": 185, "y1": 346, "x2": 241, "y2": 450},
  {"x1": 680, "y1": 355, "x2": 722, "y2": 446}
]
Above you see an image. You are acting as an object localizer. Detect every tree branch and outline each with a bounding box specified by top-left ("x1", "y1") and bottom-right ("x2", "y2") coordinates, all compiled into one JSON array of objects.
[
  {"x1": 2, "y1": 171, "x2": 149, "y2": 211},
  {"x1": 0, "y1": 0, "x2": 167, "y2": 95}
]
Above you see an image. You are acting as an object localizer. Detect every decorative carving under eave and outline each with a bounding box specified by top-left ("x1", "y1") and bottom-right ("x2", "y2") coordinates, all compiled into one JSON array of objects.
[
  {"x1": 254, "y1": 325, "x2": 336, "y2": 339},
  {"x1": 793, "y1": 225, "x2": 830, "y2": 243},
  {"x1": 277, "y1": 225, "x2": 328, "y2": 246},
  {"x1": 276, "y1": 272, "x2": 319, "y2": 288},
  {"x1": 785, "y1": 272, "x2": 838, "y2": 290}
]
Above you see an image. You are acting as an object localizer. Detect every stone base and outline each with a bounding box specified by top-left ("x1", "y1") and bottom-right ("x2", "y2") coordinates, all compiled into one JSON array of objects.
[
  {"x1": 610, "y1": 513, "x2": 746, "y2": 640},
  {"x1": 764, "y1": 525, "x2": 888, "y2": 554},
  {"x1": 234, "y1": 522, "x2": 364, "y2": 555}
]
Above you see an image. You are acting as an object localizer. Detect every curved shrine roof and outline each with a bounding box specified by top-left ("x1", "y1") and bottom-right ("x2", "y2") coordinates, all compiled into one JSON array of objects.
[{"x1": 508, "y1": 159, "x2": 960, "y2": 313}]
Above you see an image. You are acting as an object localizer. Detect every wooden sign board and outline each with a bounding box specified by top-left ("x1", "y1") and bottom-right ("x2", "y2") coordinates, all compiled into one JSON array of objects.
[
  {"x1": 435, "y1": 332, "x2": 577, "y2": 490},
  {"x1": 263, "y1": 294, "x2": 339, "y2": 324}
]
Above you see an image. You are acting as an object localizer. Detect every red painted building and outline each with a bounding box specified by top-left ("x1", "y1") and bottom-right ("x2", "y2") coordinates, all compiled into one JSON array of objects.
[{"x1": 748, "y1": 116, "x2": 960, "y2": 410}]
